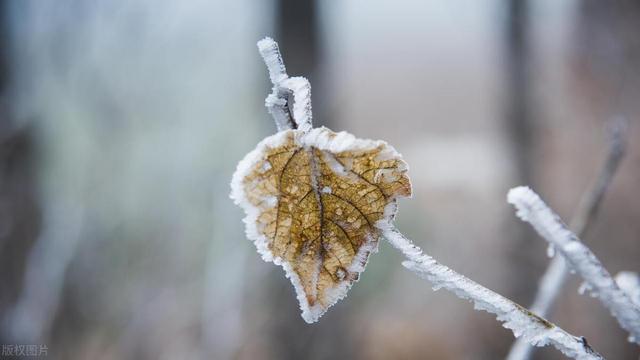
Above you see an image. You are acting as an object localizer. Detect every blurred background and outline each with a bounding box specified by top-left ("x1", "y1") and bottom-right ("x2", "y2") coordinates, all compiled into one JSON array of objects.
[{"x1": 0, "y1": 0, "x2": 638, "y2": 359}]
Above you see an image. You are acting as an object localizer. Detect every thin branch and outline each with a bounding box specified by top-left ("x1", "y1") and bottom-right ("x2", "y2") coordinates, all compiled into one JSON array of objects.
[
  {"x1": 507, "y1": 117, "x2": 627, "y2": 360},
  {"x1": 379, "y1": 224, "x2": 603, "y2": 360},
  {"x1": 570, "y1": 117, "x2": 627, "y2": 237},
  {"x1": 528, "y1": 255, "x2": 569, "y2": 318},
  {"x1": 508, "y1": 186, "x2": 640, "y2": 344},
  {"x1": 258, "y1": 37, "x2": 288, "y2": 85},
  {"x1": 258, "y1": 37, "x2": 313, "y2": 132},
  {"x1": 280, "y1": 77, "x2": 313, "y2": 132}
]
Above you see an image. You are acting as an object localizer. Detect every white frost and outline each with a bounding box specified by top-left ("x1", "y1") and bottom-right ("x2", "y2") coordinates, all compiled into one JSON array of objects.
[
  {"x1": 508, "y1": 186, "x2": 640, "y2": 344},
  {"x1": 257, "y1": 37, "x2": 288, "y2": 85},
  {"x1": 230, "y1": 131, "x2": 291, "y2": 264},
  {"x1": 616, "y1": 271, "x2": 640, "y2": 308},
  {"x1": 280, "y1": 77, "x2": 313, "y2": 133},
  {"x1": 547, "y1": 244, "x2": 556, "y2": 258}
]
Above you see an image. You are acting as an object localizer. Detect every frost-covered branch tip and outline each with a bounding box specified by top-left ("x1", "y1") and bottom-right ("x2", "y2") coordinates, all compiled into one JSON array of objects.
[
  {"x1": 508, "y1": 186, "x2": 640, "y2": 343},
  {"x1": 257, "y1": 37, "x2": 313, "y2": 132},
  {"x1": 379, "y1": 224, "x2": 602, "y2": 359},
  {"x1": 507, "y1": 117, "x2": 627, "y2": 360},
  {"x1": 257, "y1": 37, "x2": 288, "y2": 85}
]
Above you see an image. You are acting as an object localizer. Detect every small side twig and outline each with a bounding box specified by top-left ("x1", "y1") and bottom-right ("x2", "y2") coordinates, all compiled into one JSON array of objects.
[
  {"x1": 508, "y1": 186, "x2": 640, "y2": 344},
  {"x1": 258, "y1": 37, "x2": 313, "y2": 132},
  {"x1": 571, "y1": 117, "x2": 627, "y2": 237},
  {"x1": 507, "y1": 118, "x2": 627, "y2": 360}
]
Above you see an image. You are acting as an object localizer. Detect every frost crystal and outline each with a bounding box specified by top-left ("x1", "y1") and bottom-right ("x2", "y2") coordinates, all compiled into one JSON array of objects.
[
  {"x1": 616, "y1": 271, "x2": 640, "y2": 308},
  {"x1": 547, "y1": 244, "x2": 556, "y2": 258}
]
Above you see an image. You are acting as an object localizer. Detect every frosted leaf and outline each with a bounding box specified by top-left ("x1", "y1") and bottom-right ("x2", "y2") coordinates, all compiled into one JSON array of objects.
[{"x1": 231, "y1": 127, "x2": 411, "y2": 323}]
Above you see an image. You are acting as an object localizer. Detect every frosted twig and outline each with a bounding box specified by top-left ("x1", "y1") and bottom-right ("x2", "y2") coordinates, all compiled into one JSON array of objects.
[
  {"x1": 258, "y1": 37, "x2": 313, "y2": 132},
  {"x1": 508, "y1": 186, "x2": 640, "y2": 344},
  {"x1": 378, "y1": 223, "x2": 602, "y2": 359},
  {"x1": 508, "y1": 117, "x2": 627, "y2": 360},
  {"x1": 257, "y1": 37, "x2": 288, "y2": 85}
]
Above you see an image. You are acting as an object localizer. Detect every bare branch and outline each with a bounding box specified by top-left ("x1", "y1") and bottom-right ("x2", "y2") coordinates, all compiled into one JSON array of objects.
[
  {"x1": 508, "y1": 186, "x2": 640, "y2": 344},
  {"x1": 379, "y1": 224, "x2": 603, "y2": 360},
  {"x1": 571, "y1": 116, "x2": 627, "y2": 237}
]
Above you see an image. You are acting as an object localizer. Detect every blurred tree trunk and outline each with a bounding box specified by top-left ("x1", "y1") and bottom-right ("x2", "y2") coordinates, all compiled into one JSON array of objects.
[
  {"x1": 505, "y1": 0, "x2": 540, "y2": 296},
  {"x1": 505, "y1": 0, "x2": 532, "y2": 183},
  {"x1": 574, "y1": 0, "x2": 640, "y2": 112},
  {"x1": 0, "y1": 0, "x2": 42, "y2": 343},
  {"x1": 276, "y1": 0, "x2": 318, "y2": 85},
  {"x1": 566, "y1": 1, "x2": 640, "y2": 359},
  {"x1": 275, "y1": 0, "x2": 330, "y2": 128},
  {"x1": 503, "y1": 0, "x2": 540, "y2": 320}
]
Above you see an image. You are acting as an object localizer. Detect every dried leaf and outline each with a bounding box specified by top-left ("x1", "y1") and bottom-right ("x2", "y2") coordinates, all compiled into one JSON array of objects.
[{"x1": 231, "y1": 127, "x2": 411, "y2": 322}]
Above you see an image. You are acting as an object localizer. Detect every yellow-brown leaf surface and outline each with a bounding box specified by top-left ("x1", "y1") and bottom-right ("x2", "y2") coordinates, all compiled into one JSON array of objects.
[{"x1": 231, "y1": 127, "x2": 411, "y2": 322}]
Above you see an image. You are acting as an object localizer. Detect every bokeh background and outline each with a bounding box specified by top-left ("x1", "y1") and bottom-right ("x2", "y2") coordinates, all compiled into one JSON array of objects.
[{"x1": 0, "y1": 0, "x2": 639, "y2": 359}]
